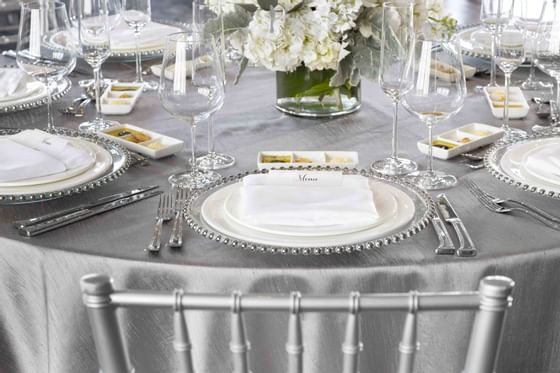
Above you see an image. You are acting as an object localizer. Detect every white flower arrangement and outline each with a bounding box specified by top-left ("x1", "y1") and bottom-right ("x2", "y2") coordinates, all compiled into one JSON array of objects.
[{"x1": 214, "y1": 0, "x2": 456, "y2": 87}]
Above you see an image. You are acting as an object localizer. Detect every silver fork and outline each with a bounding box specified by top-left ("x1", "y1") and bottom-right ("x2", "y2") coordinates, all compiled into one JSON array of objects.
[
  {"x1": 147, "y1": 194, "x2": 174, "y2": 252},
  {"x1": 168, "y1": 188, "x2": 188, "y2": 248},
  {"x1": 465, "y1": 180, "x2": 560, "y2": 230},
  {"x1": 465, "y1": 179, "x2": 560, "y2": 223}
]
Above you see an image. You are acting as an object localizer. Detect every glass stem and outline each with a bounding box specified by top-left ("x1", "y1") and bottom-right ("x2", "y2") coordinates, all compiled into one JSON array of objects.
[
  {"x1": 490, "y1": 30, "x2": 497, "y2": 86},
  {"x1": 503, "y1": 73, "x2": 511, "y2": 131},
  {"x1": 190, "y1": 124, "x2": 198, "y2": 175},
  {"x1": 527, "y1": 56, "x2": 537, "y2": 83},
  {"x1": 207, "y1": 115, "x2": 215, "y2": 157},
  {"x1": 391, "y1": 100, "x2": 399, "y2": 160},
  {"x1": 427, "y1": 124, "x2": 434, "y2": 177},
  {"x1": 556, "y1": 79, "x2": 560, "y2": 109},
  {"x1": 93, "y1": 67, "x2": 104, "y2": 122},
  {"x1": 134, "y1": 32, "x2": 143, "y2": 83},
  {"x1": 46, "y1": 79, "x2": 54, "y2": 130}
]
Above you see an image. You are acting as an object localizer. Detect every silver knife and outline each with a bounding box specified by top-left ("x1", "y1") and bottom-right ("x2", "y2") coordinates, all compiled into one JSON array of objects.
[
  {"x1": 18, "y1": 190, "x2": 162, "y2": 237},
  {"x1": 436, "y1": 193, "x2": 477, "y2": 257},
  {"x1": 431, "y1": 197, "x2": 456, "y2": 255},
  {"x1": 13, "y1": 185, "x2": 159, "y2": 229}
]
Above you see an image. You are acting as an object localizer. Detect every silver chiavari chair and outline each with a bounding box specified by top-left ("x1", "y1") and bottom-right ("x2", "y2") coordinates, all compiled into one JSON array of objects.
[{"x1": 80, "y1": 274, "x2": 515, "y2": 373}]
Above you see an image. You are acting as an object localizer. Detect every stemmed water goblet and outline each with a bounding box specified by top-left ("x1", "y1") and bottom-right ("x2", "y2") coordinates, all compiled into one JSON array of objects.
[
  {"x1": 76, "y1": 0, "x2": 119, "y2": 131},
  {"x1": 402, "y1": 36, "x2": 466, "y2": 191},
  {"x1": 159, "y1": 31, "x2": 225, "y2": 189},
  {"x1": 193, "y1": 0, "x2": 236, "y2": 171},
  {"x1": 480, "y1": 0, "x2": 514, "y2": 89},
  {"x1": 513, "y1": 0, "x2": 550, "y2": 91},
  {"x1": 495, "y1": 22, "x2": 527, "y2": 141},
  {"x1": 16, "y1": 1, "x2": 77, "y2": 130},
  {"x1": 122, "y1": 0, "x2": 158, "y2": 91},
  {"x1": 371, "y1": 1, "x2": 417, "y2": 176},
  {"x1": 534, "y1": 0, "x2": 560, "y2": 133}
]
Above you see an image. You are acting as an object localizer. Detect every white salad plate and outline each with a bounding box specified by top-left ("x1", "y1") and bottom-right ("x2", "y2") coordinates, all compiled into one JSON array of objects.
[
  {"x1": 0, "y1": 137, "x2": 97, "y2": 188},
  {"x1": 199, "y1": 179, "x2": 416, "y2": 248}
]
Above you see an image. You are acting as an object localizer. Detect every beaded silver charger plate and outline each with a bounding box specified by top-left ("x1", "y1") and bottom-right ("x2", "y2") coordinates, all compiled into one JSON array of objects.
[
  {"x1": 485, "y1": 131, "x2": 560, "y2": 198},
  {"x1": 184, "y1": 168, "x2": 436, "y2": 255},
  {"x1": 0, "y1": 128, "x2": 130, "y2": 204},
  {"x1": 0, "y1": 73, "x2": 71, "y2": 114}
]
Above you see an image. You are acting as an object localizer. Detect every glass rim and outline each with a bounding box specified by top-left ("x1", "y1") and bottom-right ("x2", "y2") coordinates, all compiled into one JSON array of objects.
[
  {"x1": 21, "y1": 1, "x2": 66, "y2": 11},
  {"x1": 165, "y1": 30, "x2": 215, "y2": 43},
  {"x1": 382, "y1": 1, "x2": 414, "y2": 10}
]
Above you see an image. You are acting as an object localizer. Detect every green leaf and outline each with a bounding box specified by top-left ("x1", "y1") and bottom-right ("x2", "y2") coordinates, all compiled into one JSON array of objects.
[
  {"x1": 234, "y1": 57, "x2": 249, "y2": 85},
  {"x1": 286, "y1": 1, "x2": 304, "y2": 13},
  {"x1": 330, "y1": 53, "x2": 355, "y2": 87},
  {"x1": 237, "y1": 3, "x2": 258, "y2": 13},
  {"x1": 257, "y1": 0, "x2": 277, "y2": 11},
  {"x1": 294, "y1": 80, "x2": 335, "y2": 99}
]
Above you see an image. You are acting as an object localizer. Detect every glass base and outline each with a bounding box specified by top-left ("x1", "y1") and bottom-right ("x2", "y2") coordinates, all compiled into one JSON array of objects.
[
  {"x1": 518, "y1": 79, "x2": 553, "y2": 91},
  {"x1": 407, "y1": 170, "x2": 458, "y2": 191},
  {"x1": 370, "y1": 157, "x2": 418, "y2": 176},
  {"x1": 196, "y1": 152, "x2": 236, "y2": 170},
  {"x1": 79, "y1": 118, "x2": 119, "y2": 132},
  {"x1": 532, "y1": 124, "x2": 558, "y2": 133},
  {"x1": 501, "y1": 127, "x2": 528, "y2": 143},
  {"x1": 141, "y1": 80, "x2": 159, "y2": 91},
  {"x1": 169, "y1": 170, "x2": 221, "y2": 190}
]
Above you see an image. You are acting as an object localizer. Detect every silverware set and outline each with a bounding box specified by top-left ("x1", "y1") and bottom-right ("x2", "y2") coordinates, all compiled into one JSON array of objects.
[
  {"x1": 432, "y1": 193, "x2": 477, "y2": 257},
  {"x1": 465, "y1": 179, "x2": 560, "y2": 230},
  {"x1": 147, "y1": 189, "x2": 189, "y2": 253},
  {"x1": 13, "y1": 186, "x2": 161, "y2": 237}
]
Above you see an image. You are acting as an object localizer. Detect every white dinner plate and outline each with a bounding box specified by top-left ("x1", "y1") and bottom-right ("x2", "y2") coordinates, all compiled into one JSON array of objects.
[
  {"x1": 521, "y1": 143, "x2": 560, "y2": 186},
  {"x1": 200, "y1": 179, "x2": 416, "y2": 248},
  {"x1": 0, "y1": 81, "x2": 47, "y2": 109},
  {"x1": 0, "y1": 138, "x2": 113, "y2": 196},
  {"x1": 499, "y1": 138, "x2": 560, "y2": 193},
  {"x1": 0, "y1": 137, "x2": 97, "y2": 187},
  {"x1": 222, "y1": 182, "x2": 399, "y2": 237}
]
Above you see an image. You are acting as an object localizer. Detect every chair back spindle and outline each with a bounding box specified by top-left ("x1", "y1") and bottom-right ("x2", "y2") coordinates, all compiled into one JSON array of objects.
[
  {"x1": 173, "y1": 289, "x2": 194, "y2": 373},
  {"x1": 286, "y1": 292, "x2": 303, "y2": 373},
  {"x1": 341, "y1": 292, "x2": 362, "y2": 373},
  {"x1": 230, "y1": 291, "x2": 250, "y2": 373},
  {"x1": 397, "y1": 291, "x2": 419, "y2": 373}
]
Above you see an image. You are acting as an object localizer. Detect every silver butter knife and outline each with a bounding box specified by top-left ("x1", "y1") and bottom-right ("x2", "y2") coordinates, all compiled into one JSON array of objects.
[
  {"x1": 13, "y1": 185, "x2": 159, "y2": 229},
  {"x1": 431, "y1": 198, "x2": 456, "y2": 255},
  {"x1": 436, "y1": 193, "x2": 477, "y2": 257},
  {"x1": 18, "y1": 190, "x2": 162, "y2": 237}
]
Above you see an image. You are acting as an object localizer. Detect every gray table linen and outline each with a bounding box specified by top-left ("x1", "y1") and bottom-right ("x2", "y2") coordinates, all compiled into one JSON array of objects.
[{"x1": 1, "y1": 59, "x2": 560, "y2": 373}]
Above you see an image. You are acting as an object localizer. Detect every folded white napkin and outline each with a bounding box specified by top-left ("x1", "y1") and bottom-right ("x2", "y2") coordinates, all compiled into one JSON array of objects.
[
  {"x1": 111, "y1": 21, "x2": 182, "y2": 51},
  {"x1": 0, "y1": 130, "x2": 95, "y2": 182},
  {"x1": 240, "y1": 171, "x2": 379, "y2": 227},
  {"x1": 0, "y1": 69, "x2": 29, "y2": 99},
  {"x1": 523, "y1": 143, "x2": 560, "y2": 182}
]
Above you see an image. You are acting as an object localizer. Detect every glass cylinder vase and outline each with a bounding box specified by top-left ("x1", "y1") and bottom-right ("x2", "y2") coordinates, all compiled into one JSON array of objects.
[{"x1": 276, "y1": 66, "x2": 361, "y2": 118}]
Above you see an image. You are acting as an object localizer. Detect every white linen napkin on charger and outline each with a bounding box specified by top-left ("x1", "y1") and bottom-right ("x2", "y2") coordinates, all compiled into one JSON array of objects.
[
  {"x1": 111, "y1": 21, "x2": 182, "y2": 51},
  {"x1": 0, "y1": 130, "x2": 95, "y2": 182},
  {"x1": 522, "y1": 143, "x2": 560, "y2": 182},
  {"x1": 240, "y1": 171, "x2": 379, "y2": 227},
  {"x1": 0, "y1": 69, "x2": 29, "y2": 99}
]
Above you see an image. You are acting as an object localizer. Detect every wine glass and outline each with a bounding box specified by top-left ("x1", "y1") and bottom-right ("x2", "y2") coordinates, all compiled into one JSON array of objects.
[
  {"x1": 121, "y1": 0, "x2": 158, "y2": 91},
  {"x1": 159, "y1": 31, "x2": 225, "y2": 189},
  {"x1": 480, "y1": 0, "x2": 514, "y2": 88},
  {"x1": 535, "y1": 0, "x2": 560, "y2": 132},
  {"x1": 513, "y1": 0, "x2": 550, "y2": 91},
  {"x1": 76, "y1": 0, "x2": 119, "y2": 132},
  {"x1": 402, "y1": 37, "x2": 466, "y2": 191},
  {"x1": 371, "y1": 1, "x2": 417, "y2": 176},
  {"x1": 495, "y1": 23, "x2": 527, "y2": 142},
  {"x1": 193, "y1": 0, "x2": 236, "y2": 171},
  {"x1": 16, "y1": 1, "x2": 77, "y2": 130}
]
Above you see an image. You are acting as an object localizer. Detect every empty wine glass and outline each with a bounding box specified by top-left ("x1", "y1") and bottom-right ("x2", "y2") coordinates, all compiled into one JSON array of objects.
[
  {"x1": 535, "y1": 0, "x2": 560, "y2": 132},
  {"x1": 76, "y1": 0, "x2": 119, "y2": 131},
  {"x1": 480, "y1": 0, "x2": 514, "y2": 88},
  {"x1": 193, "y1": 0, "x2": 236, "y2": 171},
  {"x1": 371, "y1": 1, "x2": 417, "y2": 176},
  {"x1": 403, "y1": 36, "x2": 466, "y2": 190},
  {"x1": 16, "y1": 1, "x2": 77, "y2": 130},
  {"x1": 122, "y1": 0, "x2": 158, "y2": 91},
  {"x1": 496, "y1": 23, "x2": 527, "y2": 141},
  {"x1": 513, "y1": 0, "x2": 550, "y2": 91},
  {"x1": 159, "y1": 31, "x2": 225, "y2": 189}
]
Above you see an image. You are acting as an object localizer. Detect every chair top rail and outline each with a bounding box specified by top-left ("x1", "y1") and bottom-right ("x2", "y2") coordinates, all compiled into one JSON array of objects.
[{"x1": 108, "y1": 291, "x2": 482, "y2": 312}]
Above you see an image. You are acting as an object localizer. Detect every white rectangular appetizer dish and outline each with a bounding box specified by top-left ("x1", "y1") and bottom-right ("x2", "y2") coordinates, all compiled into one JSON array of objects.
[
  {"x1": 417, "y1": 123, "x2": 504, "y2": 160},
  {"x1": 97, "y1": 124, "x2": 184, "y2": 159},
  {"x1": 100, "y1": 83, "x2": 143, "y2": 115},
  {"x1": 483, "y1": 86, "x2": 529, "y2": 119},
  {"x1": 257, "y1": 151, "x2": 359, "y2": 170}
]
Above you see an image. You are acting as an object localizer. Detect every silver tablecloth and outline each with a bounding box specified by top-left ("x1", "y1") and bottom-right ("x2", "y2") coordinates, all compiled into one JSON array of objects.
[{"x1": 1, "y1": 59, "x2": 560, "y2": 373}]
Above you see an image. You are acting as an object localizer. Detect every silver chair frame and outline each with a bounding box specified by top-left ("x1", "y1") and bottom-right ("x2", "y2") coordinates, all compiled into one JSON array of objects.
[{"x1": 80, "y1": 274, "x2": 514, "y2": 373}]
